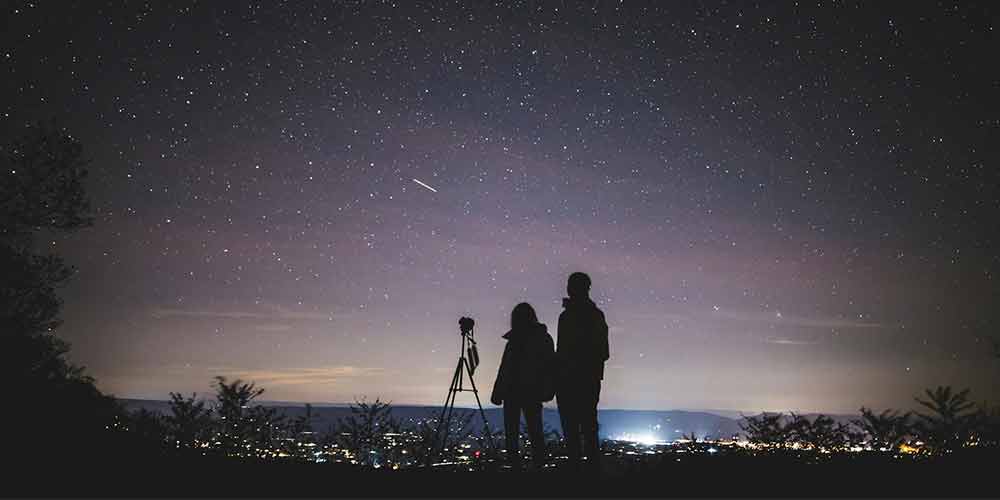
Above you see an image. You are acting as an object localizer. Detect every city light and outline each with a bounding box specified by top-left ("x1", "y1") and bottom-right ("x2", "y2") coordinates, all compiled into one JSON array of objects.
[{"x1": 617, "y1": 432, "x2": 666, "y2": 446}]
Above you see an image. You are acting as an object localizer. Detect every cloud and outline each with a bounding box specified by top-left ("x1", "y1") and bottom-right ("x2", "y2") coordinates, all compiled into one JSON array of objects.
[
  {"x1": 616, "y1": 308, "x2": 883, "y2": 331},
  {"x1": 212, "y1": 366, "x2": 386, "y2": 387},
  {"x1": 710, "y1": 309, "x2": 883, "y2": 329},
  {"x1": 150, "y1": 303, "x2": 338, "y2": 322},
  {"x1": 763, "y1": 336, "x2": 822, "y2": 346}
]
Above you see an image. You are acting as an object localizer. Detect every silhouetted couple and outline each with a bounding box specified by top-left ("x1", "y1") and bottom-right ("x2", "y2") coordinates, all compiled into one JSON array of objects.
[{"x1": 490, "y1": 272, "x2": 610, "y2": 473}]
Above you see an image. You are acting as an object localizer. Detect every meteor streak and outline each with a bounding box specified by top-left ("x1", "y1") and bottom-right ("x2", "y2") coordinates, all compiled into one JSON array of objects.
[{"x1": 412, "y1": 178, "x2": 438, "y2": 193}]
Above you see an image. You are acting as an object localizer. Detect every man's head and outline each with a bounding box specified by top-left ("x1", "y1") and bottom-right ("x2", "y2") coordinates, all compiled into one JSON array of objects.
[{"x1": 567, "y1": 272, "x2": 592, "y2": 298}]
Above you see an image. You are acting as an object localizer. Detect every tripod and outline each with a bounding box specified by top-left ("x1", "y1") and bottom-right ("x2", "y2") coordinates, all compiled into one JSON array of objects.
[{"x1": 426, "y1": 324, "x2": 496, "y2": 467}]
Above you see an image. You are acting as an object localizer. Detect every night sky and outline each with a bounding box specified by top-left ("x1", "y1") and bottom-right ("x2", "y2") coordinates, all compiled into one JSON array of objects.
[{"x1": 3, "y1": 1, "x2": 998, "y2": 414}]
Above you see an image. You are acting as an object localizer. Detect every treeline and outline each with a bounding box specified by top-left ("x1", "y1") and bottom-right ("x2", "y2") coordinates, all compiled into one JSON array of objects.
[
  {"x1": 2, "y1": 122, "x2": 124, "y2": 462},
  {"x1": 115, "y1": 376, "x2": 494, "y2": 469},
  {"x1": 112, "y1": 377, "x2": 1000, "y2": 469},
  {"x1": 739, "y1": 386, "x2": 1000, "y2": 457}
]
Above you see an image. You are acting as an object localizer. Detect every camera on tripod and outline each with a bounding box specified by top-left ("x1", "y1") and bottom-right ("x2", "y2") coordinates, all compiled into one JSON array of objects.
[
  {"x1": 458, "y1": 317, "x2": 480, "y2": 373},
  {"x1": 425, "y1": 315, "x2": 497, "y2": 466},
  {"x1": 459, "y1": 316, "x2": 475, "y2": 335}
]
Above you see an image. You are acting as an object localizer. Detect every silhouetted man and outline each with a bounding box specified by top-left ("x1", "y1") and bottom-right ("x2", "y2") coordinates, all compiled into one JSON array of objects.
[{"x1": 556, "y1": 272, "x2": 609, "y2": 473}]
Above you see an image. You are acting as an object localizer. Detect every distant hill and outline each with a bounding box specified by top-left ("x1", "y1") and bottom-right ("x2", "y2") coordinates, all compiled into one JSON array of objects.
[
  {"x1": 120, "y1": 399, "x2": 860, "y2": 441},
  {"x1": 120, "y1": 399, "x2": 828, "y2": 440}
]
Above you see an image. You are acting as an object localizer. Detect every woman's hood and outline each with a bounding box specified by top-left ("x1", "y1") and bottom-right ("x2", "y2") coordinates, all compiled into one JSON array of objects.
[{"x1": 502, "y1": 322, "x2": 548, "y2": 340}]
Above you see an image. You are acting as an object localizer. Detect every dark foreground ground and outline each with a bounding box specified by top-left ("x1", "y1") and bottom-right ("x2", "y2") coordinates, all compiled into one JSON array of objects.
[{"x1": 8, "y1": 451, "x2": 997, "y2": 497}]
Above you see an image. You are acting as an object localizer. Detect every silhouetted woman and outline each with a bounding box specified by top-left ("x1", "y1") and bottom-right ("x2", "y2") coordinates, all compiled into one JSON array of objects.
[{"x1": 490, "y1": 302, "x2": 556, "y2": 471}]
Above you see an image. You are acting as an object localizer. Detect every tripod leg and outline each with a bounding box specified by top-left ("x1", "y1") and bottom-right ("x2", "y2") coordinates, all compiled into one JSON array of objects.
[
  {"x1": 439, "y1": 358, "x2": 465, "y2": 448},
  {"x1": 428, "y1": 357, "x2": 464, "y2": 466},
  {"x1": 464, "y1": 357, "x2": 497, "y2": 457}
]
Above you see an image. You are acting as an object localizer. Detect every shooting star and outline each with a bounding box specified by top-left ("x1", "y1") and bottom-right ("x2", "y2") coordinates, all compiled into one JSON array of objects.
[{"x1": 412, "y1": 178, "x2": 438, "y2": 193}]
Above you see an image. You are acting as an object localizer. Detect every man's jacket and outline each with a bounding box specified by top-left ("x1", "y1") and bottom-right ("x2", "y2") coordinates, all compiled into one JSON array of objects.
[{"x1": 556, "y1": 297, "x2": 609, "y2": 383}]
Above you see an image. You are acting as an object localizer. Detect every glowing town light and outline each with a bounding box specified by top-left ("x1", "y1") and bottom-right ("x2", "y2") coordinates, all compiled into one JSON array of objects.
[{"x1": 617, "y1": 432, "x2": 664, "y2": 445}]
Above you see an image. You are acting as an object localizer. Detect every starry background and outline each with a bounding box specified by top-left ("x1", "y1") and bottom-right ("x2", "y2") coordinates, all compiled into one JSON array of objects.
[{"x1": 3, "y1": 1, "x2": 998, "y2": 414}]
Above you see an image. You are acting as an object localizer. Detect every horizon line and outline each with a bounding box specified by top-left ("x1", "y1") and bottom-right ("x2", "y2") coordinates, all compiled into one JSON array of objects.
[{"x1": 115, "y1": 396, "x2": 863, "y2": 416}]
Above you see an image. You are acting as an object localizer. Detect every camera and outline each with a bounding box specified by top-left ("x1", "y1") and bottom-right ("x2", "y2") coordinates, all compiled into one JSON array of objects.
[
  {"x1": 459, "y1": 317, "x2": 479, "y2": 373},
  {"x1": 459, "y1": 316, "x2": 475, "y2": 334}
]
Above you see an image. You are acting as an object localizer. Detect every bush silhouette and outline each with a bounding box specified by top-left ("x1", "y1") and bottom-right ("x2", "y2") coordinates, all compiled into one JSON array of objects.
[
  {"x1": 789, "y1": 413, "x2": 855, "y2": 453},
  {"x1": 165, "y1": 392, "x2": 214, "y2": 453},
  {"x1": 853, "y1": 408, "x2": 912, "y2": 452},
  {"x1": 212, "y1": 376, "x2": 287, "y2": 459},
  {"x1": 739, "y1": 412, "x2": 796, "y2": 451},
  {"x1": 334, "y1": 397, "x2": 399, "y2": 468},
  {"x1": 914, "y1": 386, "x2": 976, "y2": 455}
]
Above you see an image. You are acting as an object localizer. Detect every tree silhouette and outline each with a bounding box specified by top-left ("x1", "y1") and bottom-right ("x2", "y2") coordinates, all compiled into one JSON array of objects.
[
  {"x1": 914, "y1": 386, "x2": 976, "y2": 454},
  {"x1": 1, "y1": 122, "x2": 117, "y2": 461},
  {"x1": 790, "y1": 413, "x2": 854, "y2": 453},
  {"x1": 740, "y1": 412, "x2": 795, "y2": 451},
  {"x1": 212, "y1": 376, "x2": 286, "y2": 459},
  {"x1": 165, "y1": 392, "x2": 213, "y2": 453},
  {"x1": 2, "y1": 122, "x2": 93, "y2": 337},
  {"x1": 334, "y1": 397, "x2": 398, "y2": 468},
  {"x1": 853, "y1": 407, "x2": 911, "y2": 452}
]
